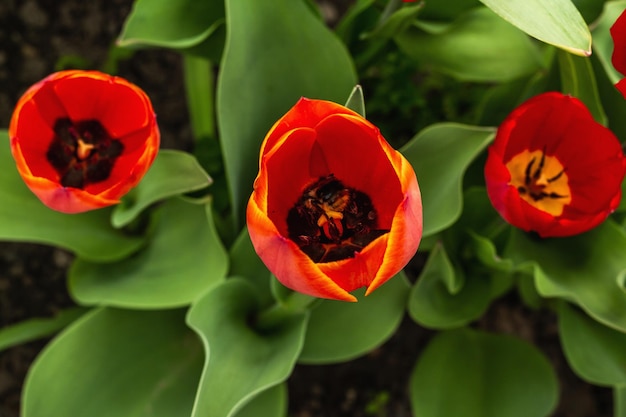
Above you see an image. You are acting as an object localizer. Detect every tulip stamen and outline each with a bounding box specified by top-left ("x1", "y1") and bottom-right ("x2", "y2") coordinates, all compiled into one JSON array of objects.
[
  {"x1": 506, "y1": 149, "x2": 572, "y2": 216},
  {"x1": 287, "y1": 174, "x2": 389, "y2": 263},
  {"x1": 47, "y1": 118, "x2": 124, "y2": 189}
]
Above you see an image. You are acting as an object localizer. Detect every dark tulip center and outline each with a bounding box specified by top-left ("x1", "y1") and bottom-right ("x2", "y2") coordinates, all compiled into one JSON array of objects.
[
  {"x1": 287, "y1": 174, "x2": 389, "y2": 263},
  {"x1": 46, "y1": 118, "x2": 124, "y2": 189}
]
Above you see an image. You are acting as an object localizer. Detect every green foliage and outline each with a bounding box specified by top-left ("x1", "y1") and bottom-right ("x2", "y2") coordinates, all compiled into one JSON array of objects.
[
  {"x1": 112, "y1": 149, "x2": 212, "y2": 228},
  {"x1": 506, "y1": 220, "x2": 626, "y2": 333},
  {"x1": 408, "y1": 242, "x2": 492, "y2": 329},
  {"x1": 395, "y1": 7, "x2": 544, "y2": 82},
  {"x1": 70, "y1": 197, "x2": 228, "y2": 309},
  {"x1": 298, "y1": 273, "x2": 409, "y2": 364},
  {"x1": 479, "y1": 0, "x2": 591, "y2": 55},
  {"x1": 22, "y1": 308, "x2": 203, "y2": 417},
  {"x1": 401, "y1": 123, "x2": 495, "y2": 236},
  {"x1": 186, "y1": 279, "x2": 308, "y2": 417},
  {"x1": 410, "y1": 328, "x2": 558, "y2": 417}
]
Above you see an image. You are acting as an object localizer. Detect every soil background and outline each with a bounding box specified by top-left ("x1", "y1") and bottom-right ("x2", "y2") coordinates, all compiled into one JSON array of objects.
[{"x1": 0, "y1": 1, "x2": 614, "y2": 416}]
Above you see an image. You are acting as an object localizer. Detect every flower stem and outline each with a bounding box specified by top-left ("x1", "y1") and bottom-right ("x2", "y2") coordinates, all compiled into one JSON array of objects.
[{"x1": 183, "y1": 55, "x2": 216, "y2": 142}]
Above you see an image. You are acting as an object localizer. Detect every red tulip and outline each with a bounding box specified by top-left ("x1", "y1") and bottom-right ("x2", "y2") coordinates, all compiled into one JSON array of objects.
[
  {"x1": 611, "y1": 9, "x2": 626, "y2": 98},
  {"x1": 485, "y1": 92, "x2": 626, "y2": 238},
  {"x1": 247, "y1": 98, "x2": 422, "y2": 302},
  {"x1": 9, "y1": 70, "x2": 159, "y2": 213}
]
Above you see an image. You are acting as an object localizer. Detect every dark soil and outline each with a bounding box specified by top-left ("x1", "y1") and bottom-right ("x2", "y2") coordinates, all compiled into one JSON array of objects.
[{"x1": 0, "y1": 1, "x2": 614, "y2": 417}]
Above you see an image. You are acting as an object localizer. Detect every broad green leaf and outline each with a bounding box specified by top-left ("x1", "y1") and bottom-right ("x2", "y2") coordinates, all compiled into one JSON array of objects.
[
  {"x1": 479, "y1": 0, "x2": 591, "y2": 56},
  {"x1": 592, "y1": 1, "x2": 626, "y2": 85},
  {"x1": 0, "y1": 307, "x2": 88, "y2": 352},
  {"x1": 557, "y1": 50, "x2": 608, "y2": 125},
  {"x1": 70, "y1": 197, "x2": 228, "y2": 309},
  {"x1": 506, "y1": 220, "x2": 626, "y2": 333},
  {"x1": 410, "y1": 328, "x2": 558, "y2": 417},
  {"x1": 217, "y1": 0, "x2": 357, "y2": 228},
  {"x1": 117, "y1": 0, "x2": 224, "y2": 49},
  {"x1": 395, "y1": 7, "x2": 543, "y2": 82},
  {"x1": 298, "y1": 273, "x2": 409, "y2": 364},
  {"x1": 400, "y1": 123, "x2": 495, "y2": 236},
  {"x1": 234, "y1": 384, "x2": 287, "y2": 417},
  {"x1": 112, "y1": 150, "x2": 212, "y2": 228},
  {"x1": 0, "y1": 131, "x2": 144, "y2": 262},
  {"x1": 408, "y1": 243, "x2": 491, "y2": 329},
  {"x1": 229, "y1": 227, "x2": 273, "y2": 306},
  {"x1": 558, "y1": 302, "x2": 626, "y2": 386},
  {"x1": 187, "y1": 279, "x2": 308, "y2": 417},
  {"x1": 22, "y1": 308, "x2": 203, "y2": 417},
  {"x1": 344, "y1": 85, "x2": 366, "y2": 118}
]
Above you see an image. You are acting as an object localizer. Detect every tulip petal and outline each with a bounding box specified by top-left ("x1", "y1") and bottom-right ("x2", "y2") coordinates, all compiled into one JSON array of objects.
[
  {"x1": 246, "y1": 195, "x2": 356, "y2": 302},
  {"x1": 314, "y1": 114, "x2": 403, "y2": 228}
]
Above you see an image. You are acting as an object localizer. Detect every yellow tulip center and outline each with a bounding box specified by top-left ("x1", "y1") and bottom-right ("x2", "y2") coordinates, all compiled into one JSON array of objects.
[
  {"x1": 286, "y1": 174, "x2": 388, "y2": 263},
  {"x1": 506, "y1": 149, "x2": 571, "y2": 216}
]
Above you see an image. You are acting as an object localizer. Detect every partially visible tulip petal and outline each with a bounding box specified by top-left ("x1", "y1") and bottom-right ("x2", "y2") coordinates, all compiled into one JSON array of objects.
[
  {"x1": 9, "y1": 70, "x2": 160, "y2": 213},
  {"x1": 247, "y1": 98, "x2": 422, "y2": 301},
  {"x1": 611, "y1": 9, "x2": 626, "y2": 98},
  {"x1": 485, "y1": 92, "x2": 626, "y2": 237}
]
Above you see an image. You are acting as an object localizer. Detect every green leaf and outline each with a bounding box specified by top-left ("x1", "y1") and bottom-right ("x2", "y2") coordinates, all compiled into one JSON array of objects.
[
  {"x1": 410, "y1": 328, "x2": 558, "y2": 417},
  {"x1": 298, "y1": 273, "x2": 409, "y2": 364},
  {"x1": 408, "y1": 243, "x2": 492, "y2": 329},
  {"x1": 400, "y1": 123, "x2": 495, "y2": 236},
  {"x1": 558, "y1": 302, "x2": 626, "y2": 386},
  {"x1": 557, "y1": 49, "x2": 608, "y2": 125},
  {"x1": 70, "y1": 197, "x2": 228, "y2": 309},
  {"x1": 186, "y1": 279, "x2": 308, "y2": 417},
  {"x1": 479, "y1": 0, "x2": 591, "y2": 56},
  {"x1": 112, "y1": 150, "x2": 212, "y2": 228},
  {"x1": 234, "y1": 384, "x2": 287, "y2": 417},
  {"x1": 22, "y1": 308, "x2": 203, "y2": 417},
  {"x1": 344, "y1": 85, "x2": 366, "y2": 118},
  {"x1": 229, "y1": 227, "x2": 273, "y2": 306},
  {"x1": 395, "y1": 7, "x2": 543, "y2": 82},
  {"x1": 117, "y1": 0, "x2": 224, "y2": 49},
  {"x1": 0, "y1": 307, "x2": 88, "y2": 352},
  {"x1": 217, "y1": 0, "x2": 357, "y2": 228},
  {"x1": 506, "y1": 220, "x2": 626, "y2": 333},
  {"x1": 0, "y1": 131, "x2": 144, "y2": 262},
  {"x1": 592, "y1": 1, "x2": 626, "y2": 85}
]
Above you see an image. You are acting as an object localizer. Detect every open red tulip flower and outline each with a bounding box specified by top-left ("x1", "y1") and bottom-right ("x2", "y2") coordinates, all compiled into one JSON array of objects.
[
  {"x1": 9, "y1": 70, "x2": 159, "y2": 213},
  {"x1": 247, "y1": 98, "x2": 422, "y2": 302},
  {"x1": 485, "y1": 92, "x2": 626, "y2": 238},
  {"x1": 611, "y1": 8, "x2": 626, "y2": 98}
]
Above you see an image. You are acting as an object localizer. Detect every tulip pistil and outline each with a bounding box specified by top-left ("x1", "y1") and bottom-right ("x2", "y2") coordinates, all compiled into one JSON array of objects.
[
  {"x1": 46, "y1": 118, "x2": 124, "y2": 189},
  {"x1": 506, "y1": 149, "x2": 572, "y2": 216},
  {"x1": 287, "y1": 174, "x2": 389, "y2": 263}
]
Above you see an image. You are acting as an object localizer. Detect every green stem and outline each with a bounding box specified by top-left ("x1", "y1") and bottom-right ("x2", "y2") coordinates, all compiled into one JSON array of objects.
[
  {"x1": 183, "y1": 55, "x2": 216, "y2": 142},
  {"x1": 255, "y1": 291, "x2": 319, "y2": 331}
]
